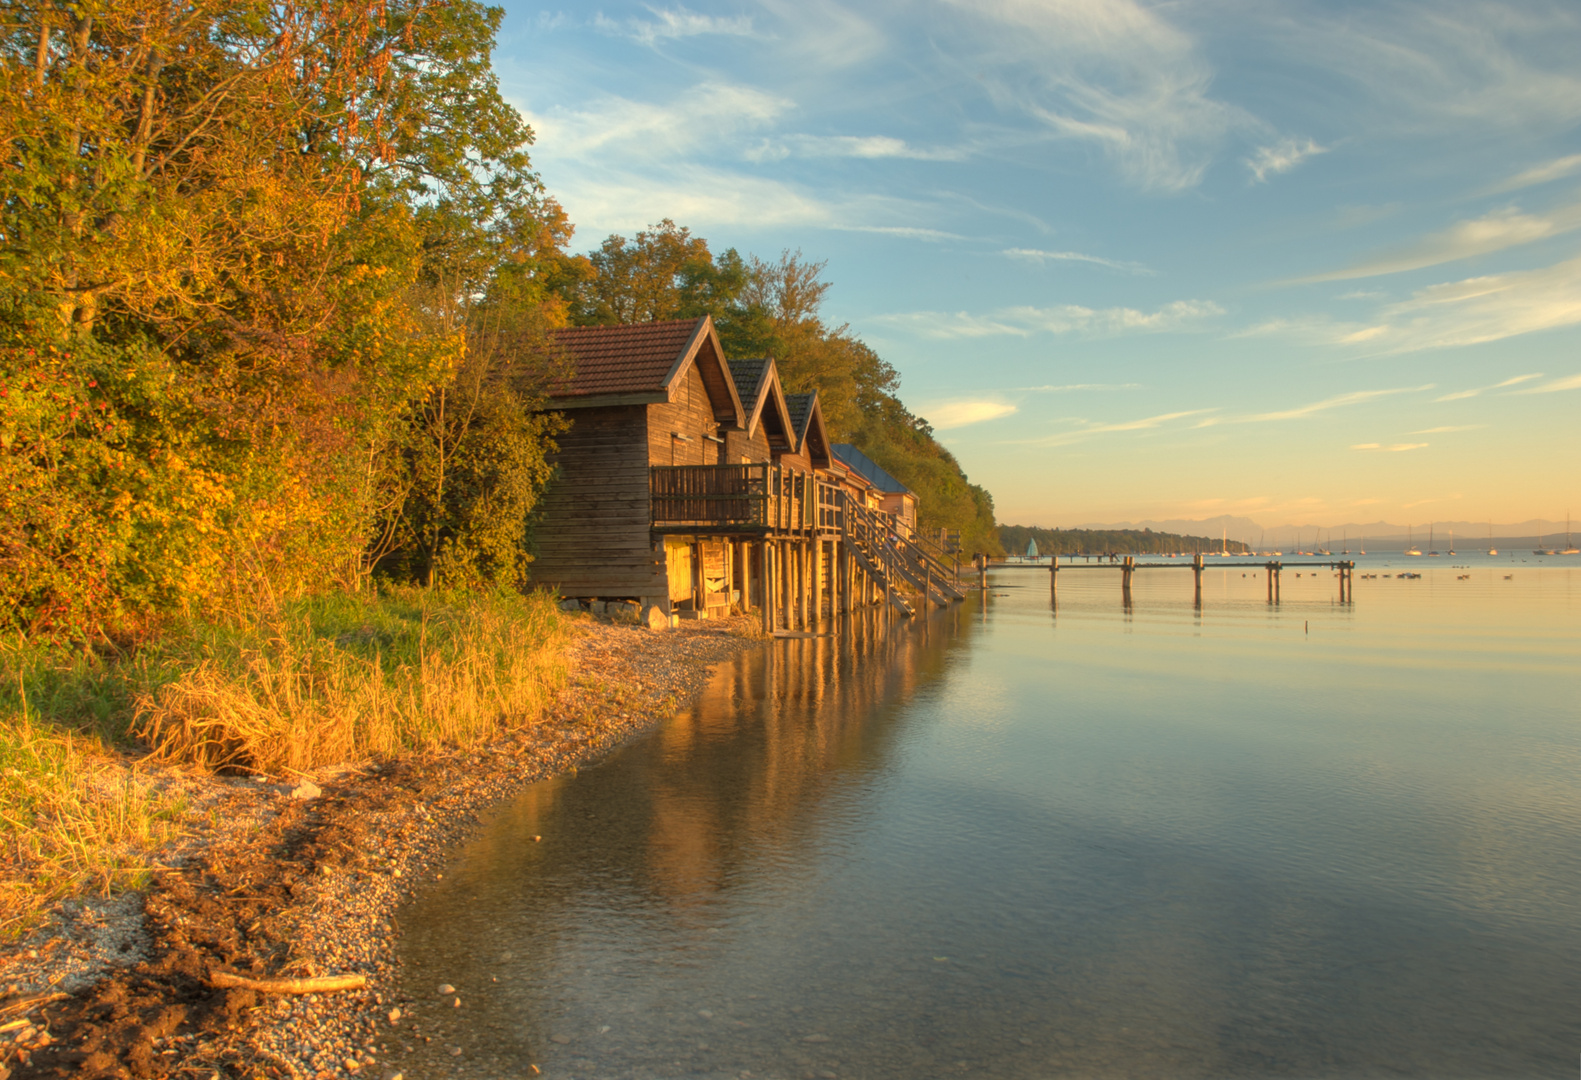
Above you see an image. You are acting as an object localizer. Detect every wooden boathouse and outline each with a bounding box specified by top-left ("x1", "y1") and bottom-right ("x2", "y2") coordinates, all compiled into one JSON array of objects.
[{"x1": 529, "y1": 316, "x2": 964, "y2": 630}]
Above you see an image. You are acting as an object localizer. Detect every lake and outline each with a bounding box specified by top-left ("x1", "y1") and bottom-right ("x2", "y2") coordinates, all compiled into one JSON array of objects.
[{"x1": 397, "y1": 558, "x2": 1581, "y2": 1079}]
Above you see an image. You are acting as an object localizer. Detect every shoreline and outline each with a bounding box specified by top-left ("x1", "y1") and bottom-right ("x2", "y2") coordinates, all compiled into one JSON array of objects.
[{"x1": 3, "y1": 616, "x2": 764, "y2": 1079}]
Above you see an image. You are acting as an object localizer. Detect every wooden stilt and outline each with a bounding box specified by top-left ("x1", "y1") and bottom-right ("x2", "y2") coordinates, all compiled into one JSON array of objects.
[
  {"x1": 814, "y1": 538, "x2": 825, "y2": 623},
  {"x1": 760, "y1": 541, "x2": 772, "y2": 634}
]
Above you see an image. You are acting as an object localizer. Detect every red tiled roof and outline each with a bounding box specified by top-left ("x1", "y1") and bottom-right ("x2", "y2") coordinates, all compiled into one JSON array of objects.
[{"x1": 548, "y1": 319, "x2": 704, "y2": 398}]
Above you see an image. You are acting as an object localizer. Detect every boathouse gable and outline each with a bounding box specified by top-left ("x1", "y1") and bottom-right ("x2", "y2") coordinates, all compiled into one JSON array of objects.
[
  {"x1": 527, "y1": 318, "x2": 965, "y2": 627},
  {"x1": 780, "y1": 391, "x2": 832, "y2": 471},
  {"x1": 724, "y1": 357, "x2": 795, "y2": 464},
  {"x1": 531, "y1": 317, "x2": 743, "y2": 606}
]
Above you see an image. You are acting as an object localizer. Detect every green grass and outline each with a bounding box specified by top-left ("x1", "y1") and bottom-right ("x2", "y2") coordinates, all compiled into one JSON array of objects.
[{"x1": 1, "y1": 587, "x2": 568, "y2": 937}]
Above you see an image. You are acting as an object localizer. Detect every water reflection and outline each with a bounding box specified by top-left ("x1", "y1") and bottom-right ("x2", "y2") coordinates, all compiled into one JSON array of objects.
[
  {"x1": 397, "y1": 569, "x2": 1581, "y2": 1080},
  {"x1": 396, "y1": 609, "x2": 974, "y2": 1079}
]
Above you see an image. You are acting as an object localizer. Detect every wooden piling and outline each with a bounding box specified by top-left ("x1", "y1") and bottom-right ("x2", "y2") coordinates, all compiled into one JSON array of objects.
[{"x1": 760, "y1": 541, "x2": 773, "y2": 634}]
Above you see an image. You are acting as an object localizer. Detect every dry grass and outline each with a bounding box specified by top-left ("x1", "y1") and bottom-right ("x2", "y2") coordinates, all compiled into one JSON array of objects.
[
  {"x1": 133, "y1": 588, "x2": 568, "y2": 773},
  {"x1": 0, "y1": 587, "x2": 568, "y2": 937},
  {"x1": 0, "y1": 667, "x2": 187, "y2": 938}
]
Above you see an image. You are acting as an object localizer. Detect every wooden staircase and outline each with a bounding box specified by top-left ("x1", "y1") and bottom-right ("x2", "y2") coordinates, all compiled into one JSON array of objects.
[{"x1": 839, "y1": 495, "x2": 964, "y2": 615}]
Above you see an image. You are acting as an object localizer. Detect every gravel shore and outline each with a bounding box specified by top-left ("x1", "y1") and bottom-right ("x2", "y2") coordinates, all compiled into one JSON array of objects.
[{"x1": 2, "y1": 615, "x2": 764, "y2": 1079}]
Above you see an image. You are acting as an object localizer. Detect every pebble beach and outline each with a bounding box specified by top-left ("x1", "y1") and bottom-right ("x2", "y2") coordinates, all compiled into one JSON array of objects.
[{"x1": 2, "y1": 615, "x2": 764, "y2": 1079}]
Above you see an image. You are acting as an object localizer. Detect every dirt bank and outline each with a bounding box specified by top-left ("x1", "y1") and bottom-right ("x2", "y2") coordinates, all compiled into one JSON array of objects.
[{"x1": 2, "y1": 616, "x2": 762, "y2": 1080}]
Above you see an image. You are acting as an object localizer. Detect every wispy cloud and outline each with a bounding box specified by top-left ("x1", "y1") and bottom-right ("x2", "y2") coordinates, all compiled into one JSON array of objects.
[
  {"x1": 924, "y1": 400, "x2": 1019, "y2": 429},
  {"x1": 1015, "y1": 409, "x2": 1216, "y2": 448},
  {"x1": 1351, "y1": 443, "x2": 1429, "y2": 452},
  {"x1": 746, "y1": 135, "x2": 966, "y2": 163},
  {"x1": 1002, "y1": 248, "x2": 1153, "y2": 274},
  {"x1": 1256, "y1": 255, "x2": 1581, "y2": 355},
  {"x1": 524, "y1": 83, "x2": 790, "y2": 160},
  {"x1": 533, "y1": 167, "x2": 842, "y2": 234},
  {"x1": 1258, "y1": 4, "x2": 1581, "y2": 135},
  {"x1": 1297, "y1": 200, "x2": 1581, "y2": 282},
  {"x1": 876, "y1": 300, "x2": 1222, "y2": 339},
  {"x1": 1013, "y1": 383, "x2": 1143, "y2": 392},
  {"x1": 1245, "y1": 386, "x2": 1434, "y2": 423},
  {"x1": 520, "y1": 85, "x2": 948, "y2": 235},
  {"x1": 1373, "y1": 255, "x2": 1581, "y2": 352},
  {"x1": 1434, "y1": 373, "x2": 1542, "y2": 401},
  {"x1": 1247, "y1": 138, "x2": 1328, "y2": 183},
  {"x1": 1410, "y1": 424, "x2": 1484, "y2": 434},
  {"x1": 594, "y1": 6, "x2": 755, "y2": 46},
  {"x1": 1486, "y1": 153, "x2": 1581, "y2": 194},
  {"x1": 943, "y1": 0, "x2": 1256, "y2": 191},
  {"x1": 831, "y1": 225, "x2": 965, "y2": 241},
  {"x1": 1511, "y1": 372, "x2": 1581, "y2": 394}
]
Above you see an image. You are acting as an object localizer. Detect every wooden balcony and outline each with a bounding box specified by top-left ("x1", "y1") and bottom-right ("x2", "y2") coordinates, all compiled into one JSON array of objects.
[{"x1": 650, "y1": 465, "x2": 839, "y2": 535}]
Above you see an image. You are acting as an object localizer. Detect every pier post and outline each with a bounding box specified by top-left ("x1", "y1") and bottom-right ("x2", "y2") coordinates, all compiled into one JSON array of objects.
[
  {"x1": 1122, "y1": 556, "x2": 1134, "y2": 605},
  {"x1": 1265, "y1": 561, "x2": 1274, "y2": 604},
  {"x1": 1274, "y1": 562, "x2": 1281, "y2": 604},
  {"x1": 761, "y1": 542, "x2": 773, "y2": 634},
  {"x1": 815, "y1": 539, "x2": 825, "y2": 622},
  {"x1": 796, "y1": 543, "x2": 807, "y2": 628},
  {"x1": 883, "y1": 544, "x2": 892, "y2": 612},
  {"x1": 1193, "y1": 553, "x2": 1203, "y2": 608},
  {"x1": 978, "y1": 554, "x2": 987, "y2": 593},
  {"x1": 1050, "y1": 556, "x2": 1058, "y2": 603}
]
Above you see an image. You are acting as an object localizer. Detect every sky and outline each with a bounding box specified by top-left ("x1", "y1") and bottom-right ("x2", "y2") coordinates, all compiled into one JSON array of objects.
[{"x1": 490, "y1": 0, "x2": 1581, "y2": 532}]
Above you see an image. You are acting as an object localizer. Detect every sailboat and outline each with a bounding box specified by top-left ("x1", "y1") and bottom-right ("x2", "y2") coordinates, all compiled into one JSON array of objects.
[
  {"x1": 1448, "y1": 528, "x2": 1455, "y2": 556},
  {"x1": 1486, "y1": 521, "x2": 1497, "y2": 557},
  {"x1": 1534, "y1": 523, "x2": 1554, "y2": 556},
  {"x1": 1563, "y1": 512, "x2": 1579, "y2": 555},
  {"x1": 1342, "y1": 528, "x2": 1349, "y2": 555},
  {"x1": 1427, "y1": 523, "x2": 1440, "y2": 556},
  {"x1": 1404, "y1": 523, "x2": 1422, "y2": 556}
]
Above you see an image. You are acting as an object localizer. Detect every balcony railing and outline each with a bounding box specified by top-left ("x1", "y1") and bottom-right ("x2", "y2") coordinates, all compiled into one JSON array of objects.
[{"x1": 650, "y1": 464, "x2": 837, "y2": 534}]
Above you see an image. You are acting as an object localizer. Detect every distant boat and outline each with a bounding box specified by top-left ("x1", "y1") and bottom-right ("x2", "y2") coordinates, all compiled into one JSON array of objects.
[
  {"x1": 1427, "y1": 523, "x2": 1439, "y2": 556},
  {"x1": 1487, "y1": 521, "x2": 1497, "y2": 556},
  {"x1": 1447, "y1": 528, "x2": 1454, "y2": 556},
  {"x1": 1404, "y1": 523, "x2": 1421, "y2": 556},
  {"x1": 1534, "y1": 523, "x2": 1554, "y2": 556},
  {"x1": 1563, "y1": 512, "x2": 1579, "y2": 555}
]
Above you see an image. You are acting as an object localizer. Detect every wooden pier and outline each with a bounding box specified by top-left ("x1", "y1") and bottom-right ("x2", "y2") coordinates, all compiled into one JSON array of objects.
[{"x1": 976, "y1": 553, "x2": 1356, "y2": 607}]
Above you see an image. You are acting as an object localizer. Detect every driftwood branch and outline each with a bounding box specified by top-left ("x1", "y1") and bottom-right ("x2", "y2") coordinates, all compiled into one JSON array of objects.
[
  {"x1": 0, "y1": 992, "x2": 68, "y2": 1021},
  {"x1": 210, "y1": 971, "x2": 366, "y2": 994}
]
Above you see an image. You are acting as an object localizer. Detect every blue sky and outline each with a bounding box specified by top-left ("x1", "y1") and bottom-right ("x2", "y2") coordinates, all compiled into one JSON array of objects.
[{"x1": 492, "y1": 1, "x2": 1581, "y2": 531}]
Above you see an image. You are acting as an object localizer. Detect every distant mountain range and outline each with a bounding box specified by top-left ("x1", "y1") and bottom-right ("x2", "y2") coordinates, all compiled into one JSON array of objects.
[{"x1": 1042, "y1": 515, "x2": 1580, "y2": 549}]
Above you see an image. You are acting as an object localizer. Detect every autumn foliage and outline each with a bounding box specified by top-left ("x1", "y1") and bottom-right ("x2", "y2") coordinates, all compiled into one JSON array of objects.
[{"x1": 0, "y1": 0, "x2": 574, "y2": 638}]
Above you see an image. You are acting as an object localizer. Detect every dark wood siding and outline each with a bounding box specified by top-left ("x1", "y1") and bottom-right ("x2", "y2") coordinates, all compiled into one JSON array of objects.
[
  {"x1": 725, "y1": 423, "x2": 772, "y2": 464},
  {"x1": 647, "y1": 364, "x2": 723, "y2": 466},
  {"x1": 529, "y1": 404, "x2": 665, "y2": 597}
]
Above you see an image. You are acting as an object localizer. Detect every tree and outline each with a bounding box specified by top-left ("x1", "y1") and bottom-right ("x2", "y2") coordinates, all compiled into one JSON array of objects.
[
  {"x1": 567, "y1": 219, "x2": 746, "y2": 325},
  {"x1": 0, "y1": 0, "x2": 573, "y2": 634}
]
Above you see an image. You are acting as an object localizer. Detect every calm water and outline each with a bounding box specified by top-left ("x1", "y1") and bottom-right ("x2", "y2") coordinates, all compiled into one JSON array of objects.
[{"x1": 397, "y1": 560, "x2": 1581, "y2": 1079}]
